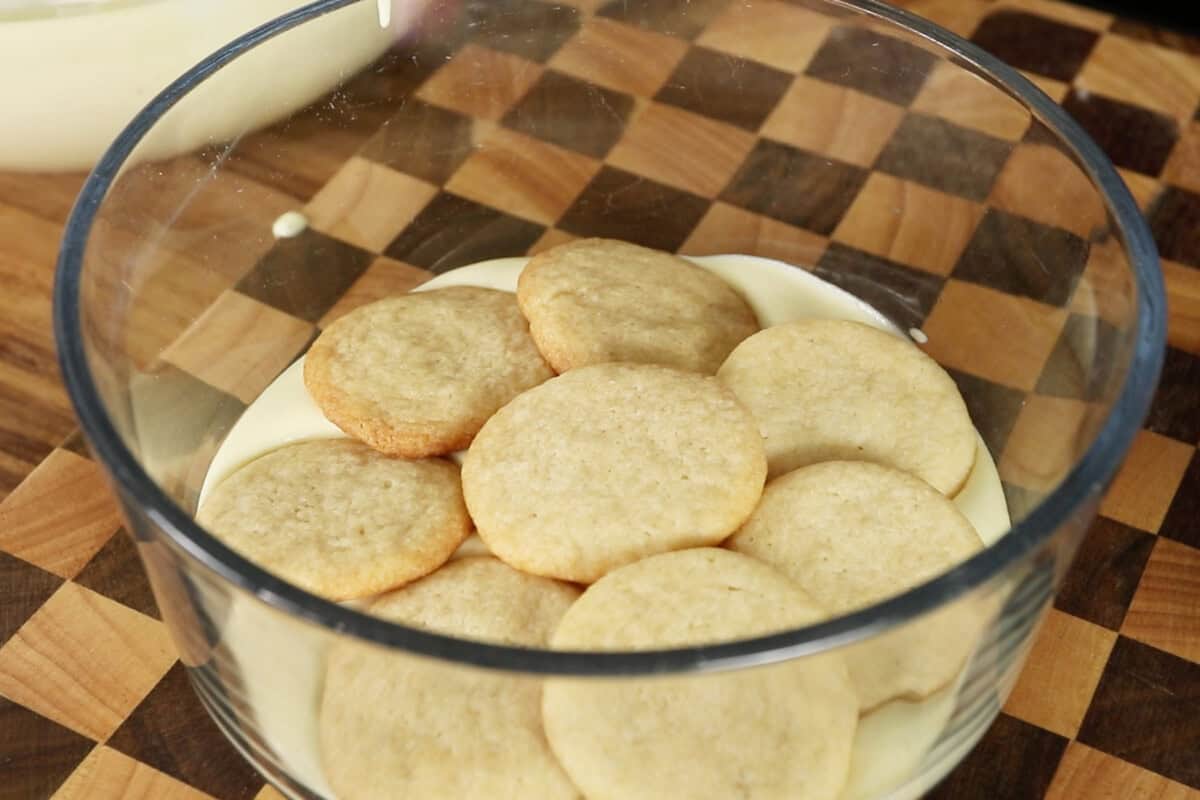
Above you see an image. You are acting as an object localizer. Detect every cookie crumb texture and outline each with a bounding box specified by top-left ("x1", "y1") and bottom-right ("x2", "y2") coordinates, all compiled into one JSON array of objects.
[
  {"x1": 321, "y1": 557, "x2": 580, "y2": 799},
  {"x1": 517, "y1": 238, "x2": 760, "y2": 374},
  {"x1": 718, "y1": 319, "x2": 976, "y2": 494},
  {"x1": 197, "y1": 439, "x2": 470, "y2": 600},
  {"x1": 305, "y1": 286, "x2": 554, "y2": 457},
  {"x1": 545, "y1": 548, "x2": 857, "y2": 800},
  {"x1": 730, "y1": 461, "x2": 985, "y2": 709},
  {"x1": 462, "y1": 363, "x2": 768, "y2": 583}
]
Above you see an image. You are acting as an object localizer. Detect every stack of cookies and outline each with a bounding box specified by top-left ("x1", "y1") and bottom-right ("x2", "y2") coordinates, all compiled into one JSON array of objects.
[{"x1": 197, "y1": 238, "x2": 991, "y2": 800}]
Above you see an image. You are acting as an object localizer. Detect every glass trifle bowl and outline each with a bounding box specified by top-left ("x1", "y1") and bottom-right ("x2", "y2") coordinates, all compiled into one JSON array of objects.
[{"x1": 53, "y1": 0, "x2": 1165, "y2": 798}]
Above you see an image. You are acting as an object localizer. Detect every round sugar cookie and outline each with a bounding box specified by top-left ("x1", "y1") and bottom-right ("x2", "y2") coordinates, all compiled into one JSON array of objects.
[
  {"x1": 461, "y1": 363, "x2": 767, "y2": 583},
  {"x1": 321, "y1": 557, "x2": 580, "y2": 800},
  {"x1": 196, "y1": 439, "x2": 469, "y2": 600},
  {"x1": 727, "y1": 461, "x2": 985, "y2": 709},
  {"x1": 305, "y1": 286, "x2": 554, "y2": 457},
  {"x1": 716, "y1": 319, "x2": 976, "y2": 494},
  {"x1": 544, "y1": 548, "x2": 858, "y2": 800},
  {"x1": 516, "y1": 238, "x2": 760, "y2": 374}
]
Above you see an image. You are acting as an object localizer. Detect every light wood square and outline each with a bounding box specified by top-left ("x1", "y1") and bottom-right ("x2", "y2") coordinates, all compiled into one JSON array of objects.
[
  {"x1": 988, "y1": 143, "x2": 1108, "y2": 239},
  {"x1": 890, "y1": 0, "x2": 990, "y2": 37},
  {"x1": 1118, "y1": 168, "x2": 1164, "y2": 213},
  {"x1": 1163, "y1": 122, "x2": 1200, "y2": 195},
  {"x1": 53, "y1": 745, "x2": 213, "y2": 800},
  {"x1": 118, "y1": 248, "x2": 231, "y2": 371},
  {"x1": 556, "y1": 0, "x2": 607, "y2": 10},
  {"x1": 319, "y1": 257, "x2": 435, "y2": 328},
  {"x1": 1075, "y1": 34, "x2": 1200, "y2": 122},
  {"x1": 1163, "y1": 259, "x2": 1200, "y2": 356},
  {"x1": 999, "y1": 395, "x2": 1092, "y2": 492},
  {"x1": 695, "y1": 0, "x2": 834, "y2": 73},
  {"x1": 913, "y1": 61, "x2": 1032, "y2": 142},
  {"x1": 1048, "y1": 742, "x2": 1200, "y2": 800},
  {"x1": 304, "y1": 157, "x2": 438, "y2": 252},
  {"x1": 1099, "y1": 430, "x2": 1194, "y2": 533},
  {"x1": 0, "y1": 449, "x2": 121, "y2": 579},
  {"x1": 923, "y1": 279, "x2": 1067, "y2": 391},
  {"x1": 446, "y1": 125, "x2": 601, "y2": 226},
  {"x1": 607, "y1": 101, "x2": 756, "y2": 198},
  {"x1": 550, "y1": 17, "x2": 688, "y2": 97},
  {"x1": 1021, "y1": 70, "x2": 1071, "y2": 103},
  {"x1": 0, "y1": 583, "x2": 175, "y2": 741},
  {"x1": 761, "y1": 76, "x2": 905, "y2": 168},
  {"x1": 1123, "y1": 537, "x2": 1200, "y2": 665},
  {"x1": 162, "y1": 291, "x2": 314, "y2": 404},
  {"x1": 1004, "y1": 608, "x2": 1118, "y2": 738},
  {"x1": 416, "y1": 43, "x2": 544, "y2": 121},
  {"x1": 680, "y1": 202, "x2": 827, "y2": 268},
  {"x1": 833, "y1": 173, "x2": 984, "y2": 276},
  {"x1": 528, "y1": 228, "x2": 579, "y2": 256}
]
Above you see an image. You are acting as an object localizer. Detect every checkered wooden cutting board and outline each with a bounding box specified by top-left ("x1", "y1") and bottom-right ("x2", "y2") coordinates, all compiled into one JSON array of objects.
[{"x1": 1, "y1": 0, "x2": 1198, "y2": 797}]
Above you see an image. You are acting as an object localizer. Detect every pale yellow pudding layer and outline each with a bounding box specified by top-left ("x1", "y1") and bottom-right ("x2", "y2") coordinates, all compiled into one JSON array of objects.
[
  {"x1": 202, "y1": 254, "x2": 1011, "y2": 800},
  {"x1": 1, "y1": 1, "x2": 392, "y2": 171}
]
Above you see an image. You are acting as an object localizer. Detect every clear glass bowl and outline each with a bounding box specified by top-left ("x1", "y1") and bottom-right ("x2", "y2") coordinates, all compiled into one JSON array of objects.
[{"x1": 54, "y1": 1, "x2": 1165, "y2": 798}]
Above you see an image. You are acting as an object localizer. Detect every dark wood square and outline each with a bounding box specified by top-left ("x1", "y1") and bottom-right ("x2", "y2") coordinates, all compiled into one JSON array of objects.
[
  {"x1": 384, "y1": 192, "x2": 546, "y2": 272},
  {"x1": 814, "y1": 243, "x2": 946, "y2": 329},
  {"x1": 1036, "y1": 313, "x2": 1123, "y2": 401},
  {"x1": 805, "y1": 25, "x2": 938, "y2": 106},
  {"x1": 1144, "y1": 346, "x2": 1200, "y2": 444},
  {"x1": 875, "y1": 113, "x2": 1012, "y2": 202},
  {"x1": 469, "y1": 0, "x2": 581, "y2": 62},
  {"x1": 952, "y1": 209, "x2": 1089, "y2": 306},
  {"x1": 501, "y1": 69, "x2": 635, "y2": 159},
  {"x1": 928, "y1": 713, "x2": 1069, "y2": 800},
  {"x1": 1060, "y1": 89, "x2": 1180, "y2": 176},
  {"x1": 969, "y1": 10, "x2": 1099, "y2": 82},
  {"x1": 721, "y1": 139, "x2": 869, "y2": 234},
  {"x1": 1160, "y1": 449, "x2": 1200, "y2": 548},
  {"x1": 0, "y1": 552, "x2": 62, "y2": 647},
  {"x1": 235, "y1": 229, "x2": 374, "y2": 324},
  {"x1": 596, "y1": 0, "x2": 731, "y2": 40},
  {"x1": 946, "y1": 368, "x2": 1027, "y2": 457},
  {"x1": 108, "y1": 663, "x2": 263, "y2": 800},
  {"x1": 73, "y1": 529, "x2": 160, "y2": 621},
  {"x1": 1078, "y1": 636, "x2": 1200, "y2": 789},
  {"x1": 1056, "y1": 516, "x2": 1157, "y2": 630},
  {"x1": 557, "y1": 166, "x2": 710, "y2": 252},
  {"x1": 58, "y1": 430, "x2": 90, "y2": 459},
  {"x1": 365, "y1": 42, "x2": 459, "y2": 98},
  {"x1": 359, "y1": 99, "x2": 476, "y2": 185},
  {"x1": 0, "y1": 699, "x2": 94, "y2": 799},
  {"x1": 654, "y1": 46, "x2": 793, "y2": 132},
  {"x1": 1148, "y1": 187, "x2": 1200, "y2": 267}
]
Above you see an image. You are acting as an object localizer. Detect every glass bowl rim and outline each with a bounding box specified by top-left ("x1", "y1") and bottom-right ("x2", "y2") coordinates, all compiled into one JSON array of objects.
[{"x1": 54, "y1": 0, "x2": 1166, "y2": 676}]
